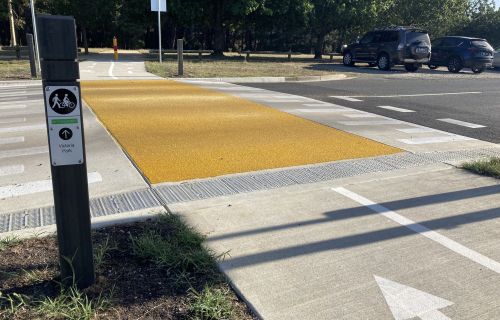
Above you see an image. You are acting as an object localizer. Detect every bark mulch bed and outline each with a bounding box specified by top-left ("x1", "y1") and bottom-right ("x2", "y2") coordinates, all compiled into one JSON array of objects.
[{"x1": 0, "y1": 213, "x2": 255, "y2": 320}]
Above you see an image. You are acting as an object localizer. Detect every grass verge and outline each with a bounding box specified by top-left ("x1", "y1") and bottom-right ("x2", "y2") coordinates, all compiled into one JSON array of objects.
[
  {"x1": 462, "y1": 157, "x2": 500, "y2": 178},
  {"x1": 145, "y1": 54, "x2": 341, "y2": 78},
  {"x1": 0, "y1": 60, "x2": 33, "y2": 80},
  {"x1": 0, "y1": 213, "x2": 254, "y2": 319}
]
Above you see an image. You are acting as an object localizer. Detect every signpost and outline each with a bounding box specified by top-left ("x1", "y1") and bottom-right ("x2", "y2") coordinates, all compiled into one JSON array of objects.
[
  {"x1": 37, "y1": 14, "x2": 94, "y2": 288},
  {"x1": 151, "y1": 0, "x2": 167, "y2": 63}
]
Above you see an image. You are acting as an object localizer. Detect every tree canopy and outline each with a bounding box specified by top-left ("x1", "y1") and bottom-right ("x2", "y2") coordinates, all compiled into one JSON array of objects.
[{"x1": 1, "y1": 0, "x2": 499, "y2": 54}]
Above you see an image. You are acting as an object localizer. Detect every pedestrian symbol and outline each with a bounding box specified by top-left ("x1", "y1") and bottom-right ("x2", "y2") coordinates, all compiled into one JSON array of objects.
[
  {"x1": 59, "y1": 128, "x2": 73, "y2": 140},
  {"x1": 48, "y1": 89, "x2": 77, "y2": 115}
]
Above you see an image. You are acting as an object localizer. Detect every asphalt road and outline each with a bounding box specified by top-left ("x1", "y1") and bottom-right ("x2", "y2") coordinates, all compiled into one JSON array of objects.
[{"x1": 246, "y1": 71, "x2": 500, "y2": 143}]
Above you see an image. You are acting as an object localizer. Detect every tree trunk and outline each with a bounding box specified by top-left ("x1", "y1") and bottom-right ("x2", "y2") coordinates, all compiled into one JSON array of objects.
[
  {"x1": 314, "y1": 33, "x2": 326, "y2": 59},
  {"x1": 82, "y1": 26, "x2": 89, "y2": 55},
  {"x1": 8, "y1": 0, "x2": 17, "y2": 47},
  {"x1": 212, "y1": 0, "x2": 225, "y2": 56}
]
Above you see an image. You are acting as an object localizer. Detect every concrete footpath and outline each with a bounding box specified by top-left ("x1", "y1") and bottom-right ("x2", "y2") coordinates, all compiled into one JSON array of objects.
[{"x1": 173, "y1": 164, "x2": 500, "y2": 319}]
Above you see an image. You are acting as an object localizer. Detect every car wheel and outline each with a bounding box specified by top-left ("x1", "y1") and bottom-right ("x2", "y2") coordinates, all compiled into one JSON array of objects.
[
  {"x1": 404, "y1": 63, "x2": 420, "y2": 72},
  {"x1": 471, "y1": 65, "x2": 485, "y2": 74},
  {"x1": 343, "y1": 52, "x2": 355, "y2": 66},
  {"x1": 377, "y1": 53, "x2": 391, "y2": 71},
  {"x1": 428, "y1": 64, "x2": 438, "y2": 70},
  {"x1": 447, "y1": 57, "x2": 462, "y2": 73}
]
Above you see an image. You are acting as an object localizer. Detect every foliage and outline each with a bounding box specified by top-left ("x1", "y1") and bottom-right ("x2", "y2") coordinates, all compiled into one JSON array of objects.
[{"x1": 1, "y1": 0, "x2": 499, "y2": 52}]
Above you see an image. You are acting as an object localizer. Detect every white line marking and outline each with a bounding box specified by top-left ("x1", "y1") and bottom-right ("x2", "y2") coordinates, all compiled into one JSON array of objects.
[
  {"x1": 0, "y1": 99, "x2": 41, "y2": 106},
  {"x1": 0, "y1": 104, "x2": 26, "y2": 110},
  {"x1": 378, "y1": 106, "x2": 415, "y2": 113},
  {"x1": 343, "y1": 113, "x2": 380, "y2": 118},
  {"x1": 332, "y1": 187, "x2": 500, "y2": 274},
  {"x1": 375, "y1": 276, "x2": 453, "y2": 320},
  {"x1": 108, "y1": 61, "x2": 118, "y2": 79},
  {"x1": 0, "y1": 117, "x2": 26, "y2": 125},
  {"x1": 240, "y1": 94, "x2": 295, "y2": 99},
  {"x1": 0, "y1": 109, "x2": 44, "y2": 116},
  {"x1": 127, "y1": 71, "x2": 133, "y2": 74},
  {"x1": 397, "y1": 128, "x2": 437, "y2": 134},
  {"x1": 398, "y1": 136, "x2": 474, "y2": 145},
  {"x1": 0, "y1": 137, "x2": 24, "y2": 145},
  {"x1": 0, "y1": 124, "x2": 46, "y2": 134},
  {"x1": 330, "y1": 96, "x2": 363, "y2": 102},
  {"x1": 0, "y1": 91, "x2": 27, "y2": 97},
  {"x1": 338, "y1": 120, "x2": 403, "y2": 126},
  {"x1": 295, "y1": 108, "x2": 350, "y2": 113},
  {"x1": 304, "y1": 103, "x2": 344, "y2": 107},
  {"x1": 0, "y1": 165, "x2": 24, "y2": 177},
  {"x1": 265, "y1": 99, "x2": 308, "y2": 103},
  {"x1": 0, "y1": 172, "x2": 102, "y2": 198},
  {"x1": 351, "y1": 92, "x2": 482, "y2": 98},
  {"x1": 438, "y1": 118, "x2": 486, "y2": 129},
  {"x1": 0, "y1": 146, "x2": 48, "y2": 159},
  {"x1": 206, "y1": 87, "x2": 263, "y2": 91}
]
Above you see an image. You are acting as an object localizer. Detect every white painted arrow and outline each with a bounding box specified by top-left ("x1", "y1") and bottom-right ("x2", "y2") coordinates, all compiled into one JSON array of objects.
[{"x1": 375, "y1": 276, "x2": 453, "y2": 320}]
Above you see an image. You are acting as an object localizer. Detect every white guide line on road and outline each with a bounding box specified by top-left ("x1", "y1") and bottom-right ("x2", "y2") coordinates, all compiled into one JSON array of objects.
[
  {"x1": 375, "y1": 276, "x2": 453, "y2": 320},
  {"x1": 0, "y1": 146, "x2": 48, "y2": 160},
  {"x1": 265, "y1": 99, "x2": 308, "y2": 103},
  {"x1": 0, "y1": 137, "x2": 24, "y2": 145},
  {"x1": 378, "y1": 106, "x2": 415, "y2": 113},
  {"x1": 108, "y1": 61, "x2": 118, "y2": 80},
  {"x1": 330, "y1": 96, "x2": 363, "y2": 102},
  {"x1": 344, "y1": 113, "x2": 380, "y2": 118},
  {"x1": 0, "y1": 99, "x2": 41, "y2": 106},
  {"x1": 0, "y1": 117, "x2": 26, "y2": 125},
  {"x1": 0, "y1": 165, "x2": 24, "y2": 177},
  {"x1": 0, "y1": 109, "x2": 44, "y2": 117},
  {"x1": 303, "y1": 103, "x2": 344, "y2": 108},
  {"x1": 0, "y1": 91, "x2": 27, "y2": 97},
  {"x1": 438, "y1": 118, "x2": 486, "y2": 129},
  {"x1": 0, "y1": 172, "x2": 102, "y2": 198},
  {"x1": 0, "y1": 124, "x2": 45, "y2": 134},
  {"x1": 0, "y1": 104, "x2": 26, "y2": 110},
  {"x1": 397, "y1": 128, "x2": 437, "y2": 134},
  {"x1": 127, "y1": 71, "x2": 133, "y2": 74},
  {"x1": 332, "y1": 187, "x2": 500, "y2": 274},
  {"x1": 350, "y1": 92, "x2": 482, "y2": 99},
  {"x1": 399, "y1": 136, "x2": 474, "y2": 145}
]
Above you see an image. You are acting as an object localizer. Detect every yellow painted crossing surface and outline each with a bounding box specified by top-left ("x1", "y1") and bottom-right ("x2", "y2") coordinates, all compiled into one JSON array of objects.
[{"x1": 81, "y1": 80, "x2": 401, "y2": 183}]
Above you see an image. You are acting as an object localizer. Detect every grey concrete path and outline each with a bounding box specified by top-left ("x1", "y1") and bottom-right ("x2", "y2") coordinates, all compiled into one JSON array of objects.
[
  {"x1": 173, "y1": 165, "x2": 500, "y2": 320},
  {"x1": 79, "y1": 50, "x2": 161, "y2": 81}
]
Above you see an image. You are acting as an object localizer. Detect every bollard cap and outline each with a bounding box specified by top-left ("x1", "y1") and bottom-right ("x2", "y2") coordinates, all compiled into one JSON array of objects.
[{"x1": 37, "y1": 15, "x2": 77, "y2": 61}]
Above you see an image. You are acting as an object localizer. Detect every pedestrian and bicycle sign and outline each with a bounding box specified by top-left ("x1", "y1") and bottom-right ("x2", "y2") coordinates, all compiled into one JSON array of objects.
[{"x1": 44, "y1": 85, "x2": 84, "y2": 166}]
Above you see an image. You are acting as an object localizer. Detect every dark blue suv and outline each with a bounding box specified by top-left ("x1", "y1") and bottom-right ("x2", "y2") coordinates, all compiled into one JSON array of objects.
[{"x1": 428, "y1": 36, "x2": 494, "y2": 73}]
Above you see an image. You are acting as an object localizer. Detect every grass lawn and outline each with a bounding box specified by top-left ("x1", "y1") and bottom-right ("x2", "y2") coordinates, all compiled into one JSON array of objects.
[
  {"x1": 462, "y1": 158, "x2": 500, "y2": 178},
  {"x1": 0, "y1": 213, "x2": 254, "y2": 320},
  {"x1": 0, "y1": 60, "x2": 33, "y2": 80},
  {"x1": 145, "y1": 53, "x2": 341, "y2": 78}
]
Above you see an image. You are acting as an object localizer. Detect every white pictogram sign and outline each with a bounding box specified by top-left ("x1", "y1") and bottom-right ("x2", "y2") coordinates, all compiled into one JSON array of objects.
[{"x1": 44, "y1": 86, "x2": 84, "y2": 166}]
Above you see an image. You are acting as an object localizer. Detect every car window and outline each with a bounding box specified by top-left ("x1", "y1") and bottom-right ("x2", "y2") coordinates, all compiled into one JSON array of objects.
[
  {"x1": 359, "y1": 33, "x2": 374, "y2": 44},
  {"x1": 371, "y1": 32, "x2": 383, "y2": 43},
  {"x1": 442, "y1": 38, "x2": 455, "y2": 47},
  {"x1": 406, "y1": 31, "x2": 430, "y2": 45},
  {"x1": 381, "y1": 31, "x2": 399, "y2": 43},
  {"x1": 471, "y1": 40, "x2": 494, "y2": 51},
  {"x1": 432, "y1": 38, "x2": 444, "y2": 47}
]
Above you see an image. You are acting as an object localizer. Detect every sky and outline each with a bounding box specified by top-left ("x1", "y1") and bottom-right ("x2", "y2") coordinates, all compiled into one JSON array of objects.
[{"x1": 496, "y1": 0, "x2": 500, "y2": 8}]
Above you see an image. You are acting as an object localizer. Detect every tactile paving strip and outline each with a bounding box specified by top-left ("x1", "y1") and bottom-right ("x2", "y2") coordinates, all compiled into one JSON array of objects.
[{"x1": 2, "y1": 147, "x2": 500, "y2": 234}]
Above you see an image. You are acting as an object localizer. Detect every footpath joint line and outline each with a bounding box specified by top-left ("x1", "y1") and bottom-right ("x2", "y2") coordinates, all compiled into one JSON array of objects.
[{"x1": 332, "y1": 187, "x2": 500, "y2": 274}]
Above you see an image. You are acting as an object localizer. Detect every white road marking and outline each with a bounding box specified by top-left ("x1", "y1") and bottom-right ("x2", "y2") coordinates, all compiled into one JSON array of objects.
[
  {"x1": 206, "y1": 87, "x2": 263, "y2": 91},
  {"x1": 0, "y1": 109, "x2": 44, "y2": 116},
  {"x1": 330, "y1": 96, "x2": 363, "y2": 102},
  {"x1": 0, "y1": 117, "x2": 26, "y2": 125},
  {"x1": 303, "y1": 103, "x2": 344, "y2": 107},
  {"x1": 375, "y1": 276, "x2": 453, "y2": 320},
  {"x1": 438, "y1": 118, "x2": 486, "y2": 129},
  {"x1": 378, "y1": 106, "x2": 415, "y2": 113},
  {"x1": 338, "y1": 120, "x2": 403, "y2": 126},
  {"x1": 0, "y1": 137, "x2": 24, "y2": 145},
  {"x1": 397, "y1": 128, "x2": 437, "y2": 134},
  {"x1": 333, "y1": 187, "x2": 500, "y2": 274},
  {"x1": 0, "y1": 91, "x2": 27, "y2": 97},
  {"x1": 108, "y1": 61, "x2": 118, "y2": 79},
  {"x1": 351, "y1": 92, "x2": 482, "y2": 98},
  {"x1": 265, "y1": 99, "x2": 308, "y2": 103},
  {"x1": 0, "y1": 99, "x2": 41, "y2": 106},
  {"x1": 295, "y1": 108, "x2": 349, "y2": 113},
  {"x1": 0, "y1": 105, "x2": 26, "y2": 110},
  {"x1": 0, "y1": 146, "x2": 48, "y2": 159},
  {"x1": 0, "y1": 124, "x2": 46, "y2": 134},
  {"x1": 0, "y1": 165, "x2": 25, "y2": 177},
  {"x1": 343, "y1": 113, "x2": 380, "y2": 118},
  {"x1": 127, "y1": 71, "x2": 133, "y2": 74},
  {"x1": 240, "y1": 94, "x2": 295, "y2": 99},
  {"x1": 399, "y1": 136, "x2": 474, "y2": 145},
  {"x1": 0, "y1": 172, "x2": 102, "y2": 198}
]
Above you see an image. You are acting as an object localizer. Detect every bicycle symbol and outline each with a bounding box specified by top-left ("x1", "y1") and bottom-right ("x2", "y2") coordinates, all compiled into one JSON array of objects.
[
  {"x1": 48, "y1": 88, "x2": 78, "y2": 115},
  {"x1": 51, "y1": 94, "x2": 75, "y2": 110}
]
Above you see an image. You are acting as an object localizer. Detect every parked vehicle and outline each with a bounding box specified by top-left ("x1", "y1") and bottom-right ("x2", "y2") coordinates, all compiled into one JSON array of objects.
[
  {"x1": 494, "y1": 49, "x2": 500, "y2": 69},
  {"x1": 342, "y1": 26, "x2": 431, "y2": 72},
  {"x1": 428, "y1": 36, "x2": 494, "y2": 73}
]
